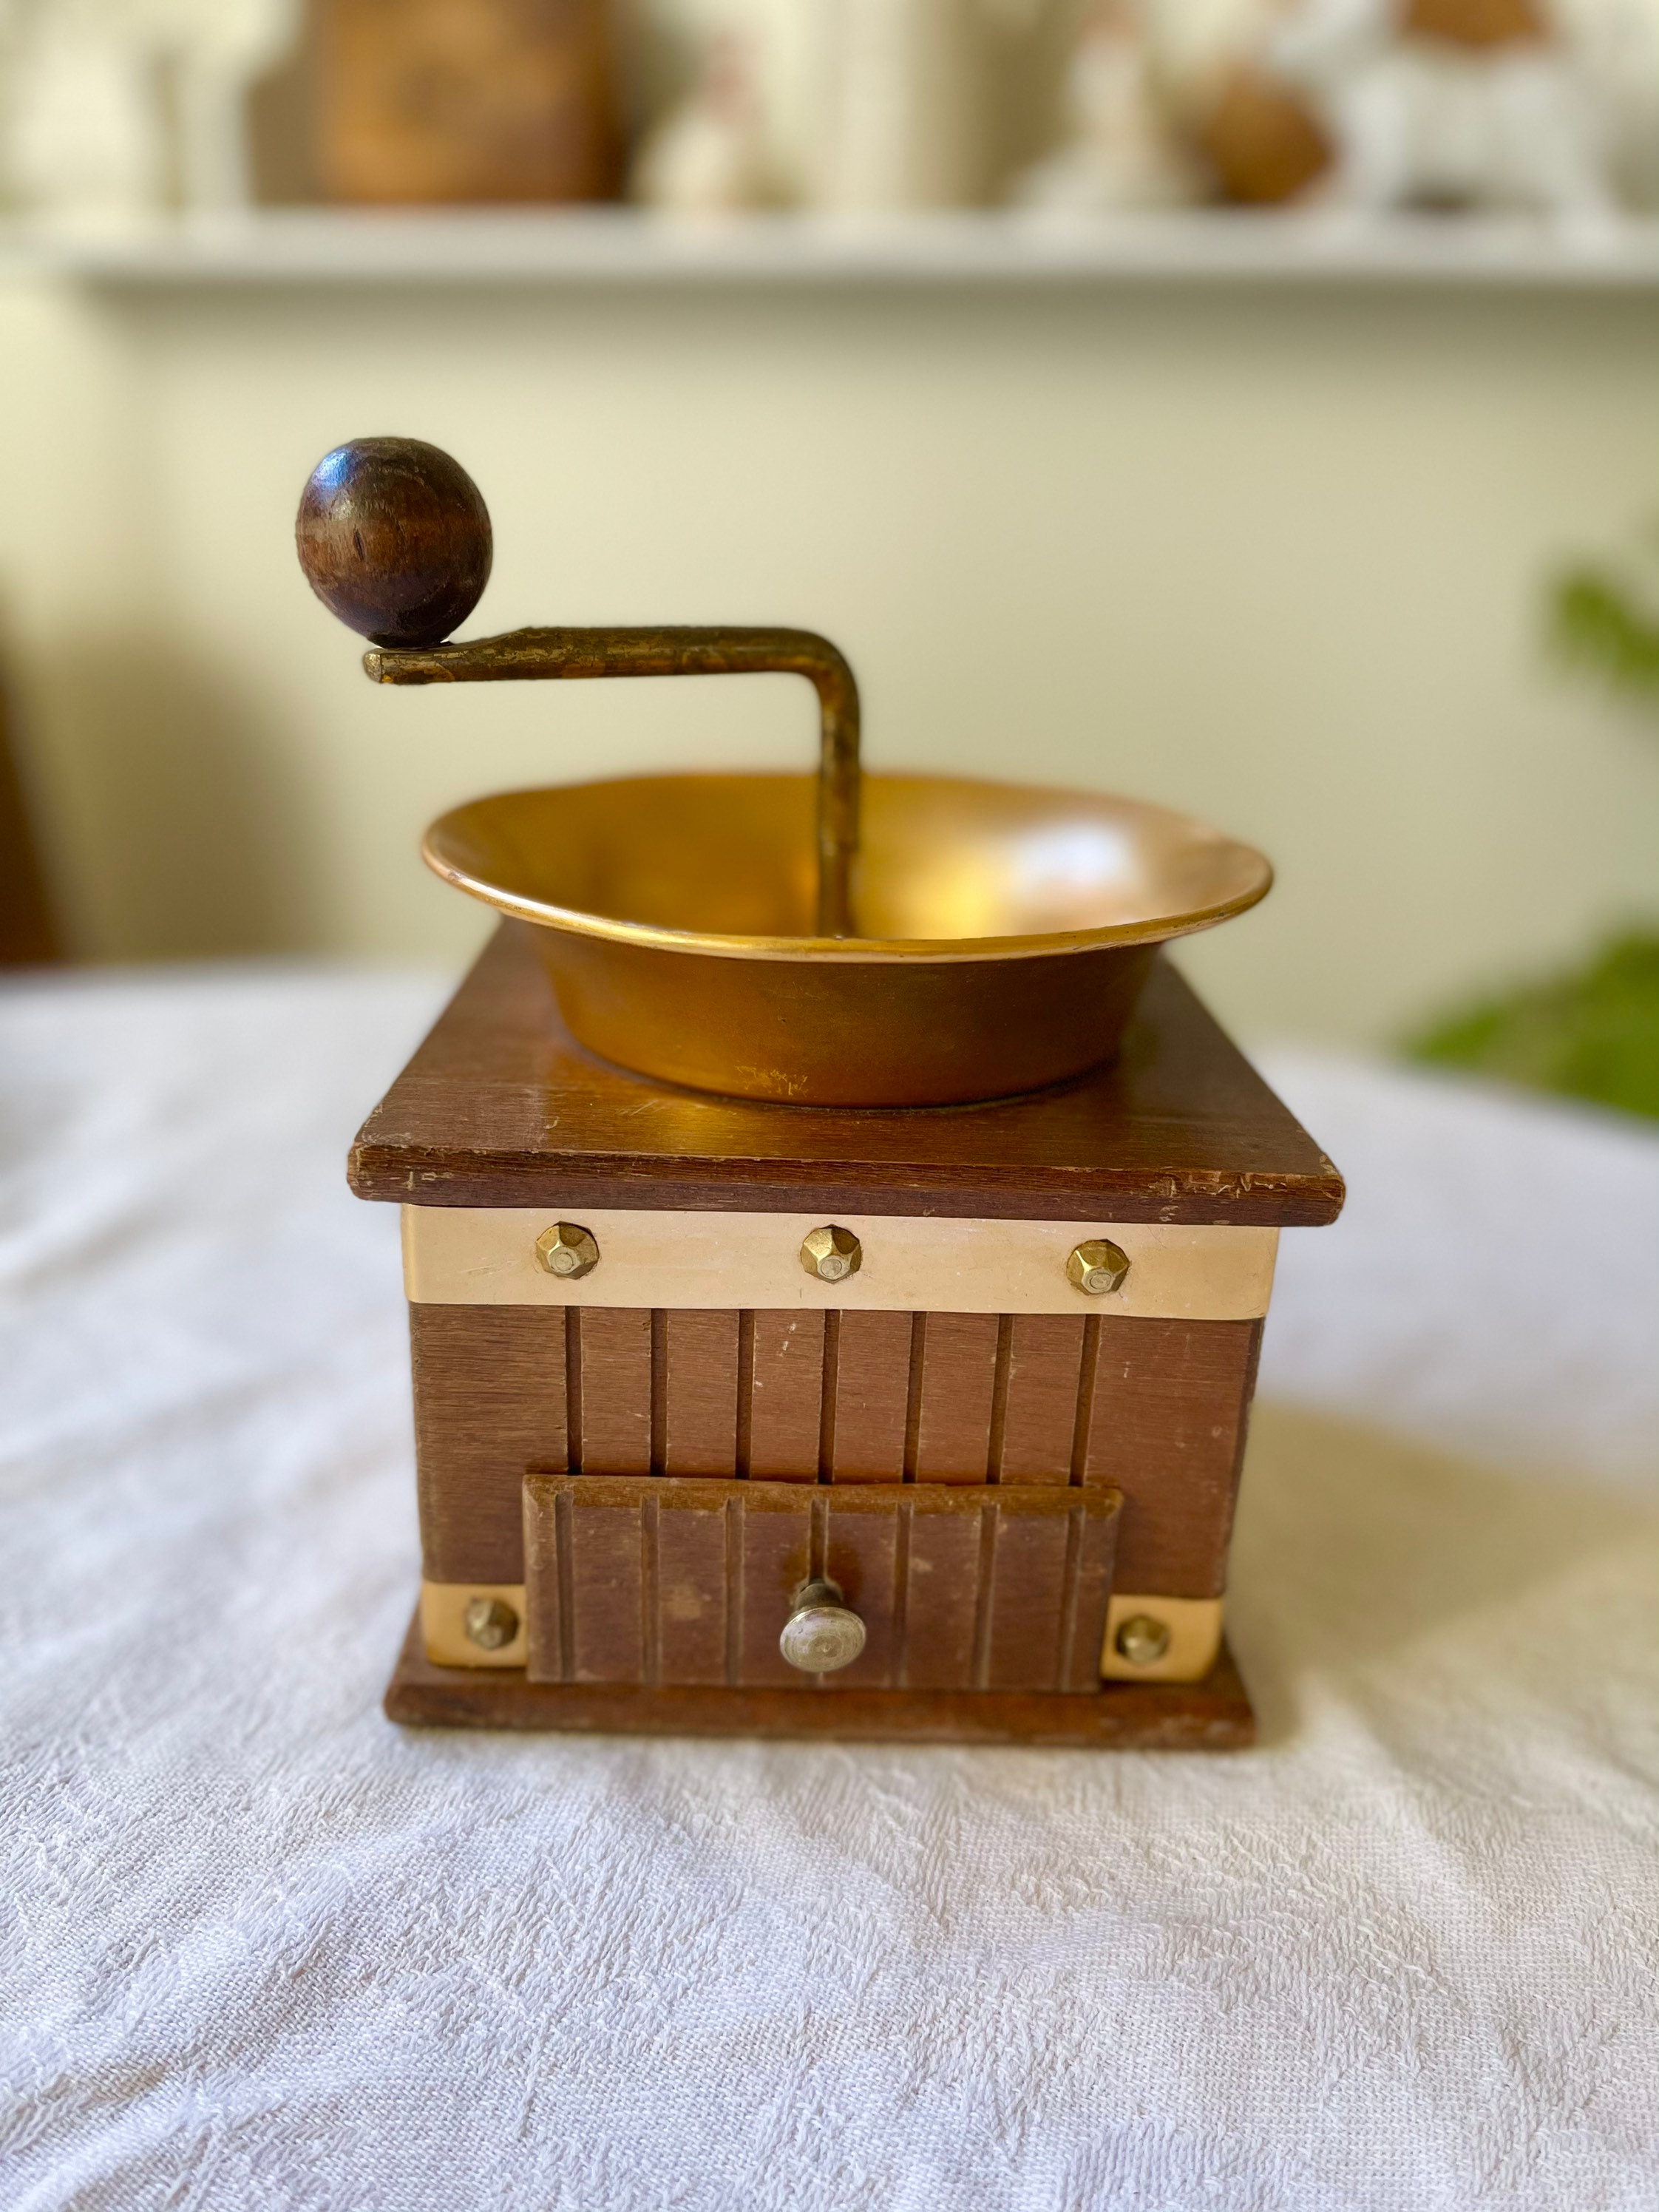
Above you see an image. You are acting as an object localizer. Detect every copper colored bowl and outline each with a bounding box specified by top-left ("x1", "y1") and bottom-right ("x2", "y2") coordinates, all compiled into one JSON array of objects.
[{"x1": 422, "y1": 772, "x2": 1272, "y2": 1106}]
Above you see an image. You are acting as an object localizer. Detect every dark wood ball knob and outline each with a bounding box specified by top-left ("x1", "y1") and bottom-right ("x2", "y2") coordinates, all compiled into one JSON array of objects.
[{"x1": 296, "y1": 437, "x2": 492, "y2": 649}]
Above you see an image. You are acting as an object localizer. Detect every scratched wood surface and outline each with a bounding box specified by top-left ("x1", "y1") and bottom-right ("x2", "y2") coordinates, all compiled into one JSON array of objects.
[
  {"x1": 351, "y1": 921, "x2": 1343, "y2": 1224},
  {"x1": 522, "y1": 1476, "x2": 1119, "y2": 1694}
]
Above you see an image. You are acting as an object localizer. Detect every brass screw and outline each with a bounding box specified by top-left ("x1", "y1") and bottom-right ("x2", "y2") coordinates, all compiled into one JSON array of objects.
[
  {"x1": 1067, "y1": 1238, "x2": 1130, "y2": 1296},
  {"x1": 535, "y1": 1221, "x2": 600, "y2": 1280},
  {"x1": 1114, "y1": 1613, "x2": 1171, "y2": 1668},
  {"x1": 800, "y1": 1224, "x2": 862, "y2": 1283},
  {"x1": 464, "y1": 1596, "x2": 520, "y2": 1651}
]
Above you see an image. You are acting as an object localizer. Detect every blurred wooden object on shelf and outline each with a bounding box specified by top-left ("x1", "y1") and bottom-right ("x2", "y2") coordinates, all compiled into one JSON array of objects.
[
  {"x1": 1195, "y1": 67, "x2": 1331, "y2": 206},
  {"x1": 0, "y1": 674, "x2": 59, "y2": 966},
  {"x1": 1403, "y1": 0, "x2": 1547, "y2": 44},
  {"x1": 315, "y1": 0, "x2": 621, "y2": 205}
]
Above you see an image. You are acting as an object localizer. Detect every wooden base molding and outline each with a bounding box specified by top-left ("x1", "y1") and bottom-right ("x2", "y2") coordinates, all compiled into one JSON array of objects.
[{"x1": 384, "y1": 1612, "x2": 1256, "y2": 1748}]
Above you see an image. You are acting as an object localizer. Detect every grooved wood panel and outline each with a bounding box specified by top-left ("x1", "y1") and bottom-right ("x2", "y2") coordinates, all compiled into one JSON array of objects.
[
  {"x1": 912, "y1": 1312, "x2": 1000, "y2": 1482},
  {"x1": 998, "y1": 1314, "x2": 1086, "y2": 1482},
  {"x1": 828, "y1": 1311, "x2": 912, "y2": 1480},
  {"x1": 747, "y1": 1310, "x2": 823, "y2": 1478},
  {"x1": 351, "y1": 920, "x2": 1344, "y2": 1225},
  {"x1": 409, "y1": 1303, "x2": 566, "y2": 1582},
  {"x1": 662, "y1": 1311, "x2": 739, "y2": 1474},
  {"x1": 575, "y1": 1307, "x2": 652, "y2": 1473},
  {"x1": 523, "y1": 1476, "x2": 1119, "y2": 1693},
  {"x1": 1079, "y1": 1316, "x2": 1262, "y2": 1596}
]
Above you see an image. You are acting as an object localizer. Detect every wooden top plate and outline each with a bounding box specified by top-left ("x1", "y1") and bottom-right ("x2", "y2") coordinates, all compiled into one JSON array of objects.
[{"x1": 350, "y1": 921, "x2": 1344, "y2": 1225}]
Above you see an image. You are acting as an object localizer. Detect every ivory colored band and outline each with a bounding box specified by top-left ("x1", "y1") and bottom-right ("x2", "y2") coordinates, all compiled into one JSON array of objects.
[
  {"x1": 1100, "y1": 1595, "x2": 1224, "y2": 1684},
  {"x1": 421, "y1": 1581, "x2": 529, "y2": 1669},
  {"x1": 402, "y1": 1207, "x2": 1278, "y2": 1321}
]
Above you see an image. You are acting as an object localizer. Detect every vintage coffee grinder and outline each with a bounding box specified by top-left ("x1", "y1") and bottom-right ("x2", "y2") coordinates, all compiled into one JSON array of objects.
[{"x1": 299, "y1": 437, "x2": 1343, "y2": 1748}]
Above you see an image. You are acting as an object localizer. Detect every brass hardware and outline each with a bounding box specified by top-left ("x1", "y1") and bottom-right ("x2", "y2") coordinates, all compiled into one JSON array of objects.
[
  {"x1": 464, "y1": 1595, "x2": 521, "y2": 1652},
  {"x1": 370, "y1": 625, "x2": 860, "y2": 940},
  {"x1": 800, "y1": 1224, "x2": 862, "y2": 1283},
  {"x1": 407, "y1": 1206, "x2": 1279, "y2": 1318},
  {"x1": 535, "y1": 1221, "x2": 600, "y2": 1279},
  {"x1": 420, "y1": 1581, "x2": 527, "y2": 1668},
  {"x1": 1113, "y1": 1613, "x2": 1172, "y2": 1668},
  {"x1": 1101, "y1": 1595, "x2": 1223, "y2": 1682},
  {"x1": 421, "y1": 775, "x2": 1272, "y2": 1106},
  {"x1": 778, "y1": 1579, "x2": 866, "y2": 1675},
  {"x1": 1067, "y1": 1238, "x2": 1131, "y2": 1296}
]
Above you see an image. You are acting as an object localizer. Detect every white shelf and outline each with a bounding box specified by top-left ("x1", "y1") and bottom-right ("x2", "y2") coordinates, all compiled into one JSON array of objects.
[{"x1": 2, "y1": 206, "x2": 1658, "y2": 290}]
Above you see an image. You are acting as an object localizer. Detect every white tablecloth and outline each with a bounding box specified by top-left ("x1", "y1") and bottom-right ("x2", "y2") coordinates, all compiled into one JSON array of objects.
[{"x1": 2, "y1": 963, "x2": 1655, "y2": 2212}]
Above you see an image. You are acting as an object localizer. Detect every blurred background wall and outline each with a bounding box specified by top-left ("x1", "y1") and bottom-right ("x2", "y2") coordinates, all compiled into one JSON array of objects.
[
  {"x1": 0, "y1": 0, "x2": 1654, "y2": 1051},
  {"x1": 1, "y1": 272, "x2": 1652, "y2": 1045}
]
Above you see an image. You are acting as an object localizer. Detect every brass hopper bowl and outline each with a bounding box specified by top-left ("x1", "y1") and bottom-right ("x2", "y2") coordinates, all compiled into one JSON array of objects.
[{"x1": 298, "y1": 438, "x2": 1272, "y2": 1107}]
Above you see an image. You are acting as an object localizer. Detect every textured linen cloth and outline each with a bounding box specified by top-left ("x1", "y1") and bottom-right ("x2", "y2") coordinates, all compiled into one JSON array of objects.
[{"x1": 1, "y1": 962, "x2": 1655, "y2": 2212}]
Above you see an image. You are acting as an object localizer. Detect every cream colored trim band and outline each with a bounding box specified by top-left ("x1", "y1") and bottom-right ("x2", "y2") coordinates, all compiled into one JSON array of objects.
[
  {"x1": 403, "y1": 1207, "x2": 1276, "y2": 1320},
  {"x1": 1100, "y1": 1595, "x2": 1224, "y2": 1683}
]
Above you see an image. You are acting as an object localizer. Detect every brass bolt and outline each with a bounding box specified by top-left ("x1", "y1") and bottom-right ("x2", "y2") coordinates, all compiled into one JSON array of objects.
[
  {"x1": 535, "y1": 1221, "x2": 600, "y2": 1280},
  {"x1": 1114, "y1": 1612, "x2": 1171, "y2": 1668},
  {"x1": 800, "y1": 1224, "x2": 862, "y2": 1283},
  {"x1": 1067, "y1": 1238, "x2": 1130, "y2": 1296},
  {"x1": 464, "y1": 1596, "x2": 520, "y2": 1651}
]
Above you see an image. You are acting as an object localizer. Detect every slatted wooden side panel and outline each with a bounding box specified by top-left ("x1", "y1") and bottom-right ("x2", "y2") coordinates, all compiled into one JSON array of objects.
[
  {"x1": 1076, "y1": 1316, "x2": 1261, "y2": 1596},
  {"x1": 523, "y1": 1476, "x2": 1119, "y2": 1692},
  {"x1": 410, "y1": 1303, "x2": 567, "y2": 1583},
  {"x1": 416, "y1": 1305, "x2": 1256, "y2": 1598}
]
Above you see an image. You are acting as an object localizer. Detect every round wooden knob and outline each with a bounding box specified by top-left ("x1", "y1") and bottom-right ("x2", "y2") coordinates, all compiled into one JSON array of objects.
[
  {"x1": 778, "y1": 1579, "x2": 866, "y2": 1675},
  {"x1": 296, "y1": 436, "x2": 492, "y2": 649}
]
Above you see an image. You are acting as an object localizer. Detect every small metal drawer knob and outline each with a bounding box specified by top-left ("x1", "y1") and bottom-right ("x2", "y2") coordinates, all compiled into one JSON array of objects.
[{"x1": 779, "y1": 1578, "x2": 866, "y2": 1674}]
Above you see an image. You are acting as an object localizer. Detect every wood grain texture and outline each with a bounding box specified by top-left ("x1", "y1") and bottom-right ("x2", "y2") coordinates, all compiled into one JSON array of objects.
[
  {"x1": 410, "y1": 1303, "x2": 566, "y2": 1582},
  {"x1": 662, "y1": 1311, "x2": 739, "y2": 1474},
  {"x1": 522, "y1": 1476, "x2": 1119, "y2": 1694},
  {"x1": 912, "y1": 1312, "x2": 1000, "y2": 1482},
  {"x1": 747, "y1": 1311, "x2": 823, "y2": 1478},
  {"x1": 351, "y1": 921, "x2": 1344, "y2": 1226},
  {"x1": 828, "y1": 1311, "x2": 913, "y2": 1481},
  {"x1": 574, "y1": 1307, "x2": 652, "y2": 1473},
  {"x1": 1078, "y1": 1316, "x2": 1263, "y2": 1596},
  {"x1": 997, "y1": 1314, "x2": 1085, "y2": 1483},
  {"x1": 413, "y1": 1302, "x2": 1265, "y2": 1597},
  {"x1": 386, "y1": 1611, "x2": 1256, "y2": 1748}
]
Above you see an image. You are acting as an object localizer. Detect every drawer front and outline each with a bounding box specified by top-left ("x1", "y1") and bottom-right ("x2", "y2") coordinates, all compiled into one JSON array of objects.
[{"x1": 523, "y1": 1476, "x2": 1120, "y2": 1693}]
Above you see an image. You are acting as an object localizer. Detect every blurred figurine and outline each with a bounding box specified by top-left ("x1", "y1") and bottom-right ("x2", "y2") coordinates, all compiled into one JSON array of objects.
[
  {"x1": 2, "y1": 0, "x2": 299, "y2": 219},
  {"x1": 169, "y1": 0, "x2": 301, "y2": 211},
  {"x1": 1013, "y1": 0, "x2": 1202, "y2": 209},
  {"x1": 631, "y1": 28, "x2": 784, "y2": 211},
  {"x1": 1266, "y1": 0, "x2": 1615, "y2": 215},
  {"x1": 810, "y1": 0, "x2": 995, "y2": 209}
]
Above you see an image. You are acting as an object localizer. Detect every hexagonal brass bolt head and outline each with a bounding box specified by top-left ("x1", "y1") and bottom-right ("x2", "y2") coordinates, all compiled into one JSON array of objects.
[
  {"x1": 535, "y1": 1220, "x2": 600, "y2": 1280},
  {"x1": 800, "y1": 1224, "x2": 862, "y2": 1283},
  {"x1": 1066, "y1": 1238, "x2": 1130, "y2": 1296},
  {"x1": 1113, "y1": 1612, "x2": 1171, "y2": 1668},
  {"x1": 464, "y1": 1595, "x2": 520, "y2": 1651}
]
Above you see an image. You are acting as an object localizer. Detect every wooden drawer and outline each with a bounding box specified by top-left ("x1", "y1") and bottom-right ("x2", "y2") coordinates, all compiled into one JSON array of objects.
[{"x1": 523, "y1": 1476, "x2": 1120, "y2": 1693}]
